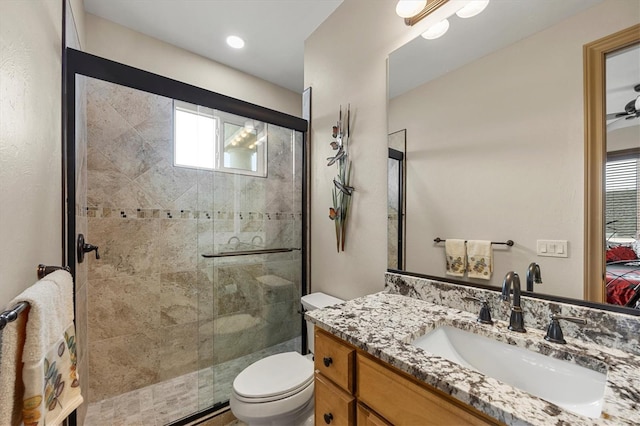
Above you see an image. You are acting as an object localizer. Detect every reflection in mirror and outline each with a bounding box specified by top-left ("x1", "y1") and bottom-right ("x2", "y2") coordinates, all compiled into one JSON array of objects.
[
  {"x1": 388, "y1": 130, "x2": 406, "y2": 269},
  {"x1": 604, "y1": 43, "x2": 640, "y2": 309},
  {"x1": 221, "y1": 115, "x2": 267, "y2": 176},
  {"x1": 387, "y1": 0, "x2": 640, "y2": 312}
]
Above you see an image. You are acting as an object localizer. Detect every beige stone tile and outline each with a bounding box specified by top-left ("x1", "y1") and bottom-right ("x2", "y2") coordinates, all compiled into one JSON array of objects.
[
  {"x1": 87, "y1": 147, "x2": 133, "y2": 207},
  {"x1": 86, "y1": 93, "x2": 131, "y2": 149},
  {"x1": 134, "y1": 159, "x2": 198, "y2": 208},
  {"x1": 160, "y1": 271, "x2": 198, "y2": 326},
  {"x1": 75, "y1": 282, "x2": 88, "y2": 364},
  {"x1": 158, "y1": 219, "x2": 198, "y2": 273},
  {"x1": 87, "y1": 217, "x2": 160, "y2": 279},
  {"x1": 101, "y1": 128, "x2": 163, "y2": 180},
  {"x1": 110, "y1": 180, "x2": 163, "y2": 210},
  {"x1": 105, "y1": 84, "x2": 171, "y2": 130},
  {"x1": 88, "y1": 332, "x2": 160, "y2": 401},
  {"x1": 154, "y1": 322, "x2": 199, "y2": 382},
  {"x1": 88, "y1": 274, "x2": 161, "y2": 341}
]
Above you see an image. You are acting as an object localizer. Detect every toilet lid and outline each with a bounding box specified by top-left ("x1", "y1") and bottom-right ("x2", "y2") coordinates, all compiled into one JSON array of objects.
[{"x1": 233, "y1": 352, "x2": 313, "y2": 400}]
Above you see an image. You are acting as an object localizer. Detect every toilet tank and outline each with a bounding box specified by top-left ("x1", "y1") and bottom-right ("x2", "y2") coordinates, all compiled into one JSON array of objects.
[{"x1": 301, "y1": 292, "x2": 344, "y2": 354}]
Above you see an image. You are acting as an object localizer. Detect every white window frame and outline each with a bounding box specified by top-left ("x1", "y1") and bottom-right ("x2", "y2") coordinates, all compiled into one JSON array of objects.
[{"x1": 173, "y1": 101, "x2": 267, "y2": 177}]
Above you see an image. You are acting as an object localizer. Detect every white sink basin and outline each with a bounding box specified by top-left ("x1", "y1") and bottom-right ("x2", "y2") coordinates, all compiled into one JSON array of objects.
[{"x1": 411, "y1": 325, "x2": 607, "y2": 418}]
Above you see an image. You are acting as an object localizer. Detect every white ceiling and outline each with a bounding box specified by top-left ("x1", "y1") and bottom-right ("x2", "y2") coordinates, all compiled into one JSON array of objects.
[
  {"x1": 83, "y1": 0, "x2": 343, "y2": 93},
  {"x1": 388, "y1": 0, "x2": 604, "y2": 99},
  {"x1": 85, "y1": 0, "x2": 638, "y2": 126},
  {"x1": 388, "y1": 0, "x2": 639, "y2": 131}
]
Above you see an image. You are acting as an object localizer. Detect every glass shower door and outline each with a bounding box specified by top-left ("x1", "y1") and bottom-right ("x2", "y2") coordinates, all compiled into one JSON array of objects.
[{"x1": 196, "y1": 115, "x2": 304, "y2": 411}]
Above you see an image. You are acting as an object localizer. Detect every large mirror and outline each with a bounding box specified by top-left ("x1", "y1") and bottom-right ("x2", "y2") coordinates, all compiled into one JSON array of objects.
[{"x1": 388, "y1": 0, "x2": 640, "y2": 312}]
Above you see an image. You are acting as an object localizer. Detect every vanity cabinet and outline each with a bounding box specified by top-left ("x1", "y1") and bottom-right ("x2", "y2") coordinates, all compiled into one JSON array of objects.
[{"x1": 314, "y1": 327, "x2": 501, "y2": 426}]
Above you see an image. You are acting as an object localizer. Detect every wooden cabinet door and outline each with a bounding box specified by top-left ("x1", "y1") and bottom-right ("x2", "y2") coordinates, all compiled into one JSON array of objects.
[
  {"x1": 357, "y1": 354, "x2": 499, "y2": 426},
  {"x1": 356, "y1": 403, "x2": 391, "y2": 426},
  {"x1": 315, "y1": 373, "x2": 355, "y2": 426},
  {"x1": 314, "y1": 328, "x2": 355, "y2": 393}
]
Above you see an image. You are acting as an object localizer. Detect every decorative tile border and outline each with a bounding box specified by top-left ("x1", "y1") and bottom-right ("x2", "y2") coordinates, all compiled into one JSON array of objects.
[{"x1": 85, "y1": 206, "x2": 302, "y2": 221}]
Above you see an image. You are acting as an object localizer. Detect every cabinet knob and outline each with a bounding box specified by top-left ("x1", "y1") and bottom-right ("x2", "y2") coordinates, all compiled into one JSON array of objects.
[
  {"x1": 323, "y1": 356, "x2": 333, "y2": 367},
  {"x1": 324, "y1": 413, "x2": 333, "y2": 424}
]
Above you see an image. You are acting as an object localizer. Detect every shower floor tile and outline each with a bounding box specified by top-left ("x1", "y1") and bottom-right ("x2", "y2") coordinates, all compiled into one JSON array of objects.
[{"x1": 84, "y1": 337, "x2": 300, "y2": 425}]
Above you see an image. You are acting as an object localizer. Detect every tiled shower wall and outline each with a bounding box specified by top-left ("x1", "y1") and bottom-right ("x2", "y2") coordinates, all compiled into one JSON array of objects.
[
  {"x1": 83, "y1": 77, "x2": 302, "y2": 403},
  {"x1": 74, "y1": 75, "x2": 90, "y2": 424}
]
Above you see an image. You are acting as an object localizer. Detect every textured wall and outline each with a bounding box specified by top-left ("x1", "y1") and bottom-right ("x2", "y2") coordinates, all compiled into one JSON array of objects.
[
  {"x1": 304, "y1": 0, "x2": 444, "y2": 300},
  {"x1": 0, "y1": 0, "x2": 62, "y2": 306}
]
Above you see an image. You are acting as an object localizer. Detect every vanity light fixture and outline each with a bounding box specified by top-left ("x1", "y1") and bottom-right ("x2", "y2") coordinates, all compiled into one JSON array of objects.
[
  {"x1": 396, "y1": 0, "x2": 427, "y2": 18},
  {"x1": 226, "y1": 35, "x2": 245, "y2": 49},
  {"x1": 455, "y1": 0, "x2": 490, "y2": 18},
  {"x1": 421, "y1": 18, "x2": 450, "y2": 40},
  {"x1": 413, "y1": 0, "x2": 491, "y2": 41},
  {"x1": 399, "y1": 0, "x2": 449, "y2": 26}
]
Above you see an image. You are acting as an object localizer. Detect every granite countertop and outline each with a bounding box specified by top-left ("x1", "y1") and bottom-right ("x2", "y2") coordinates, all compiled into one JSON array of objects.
[{"x1": 305, "y1": 292, "x2": 640, "y2": 426}]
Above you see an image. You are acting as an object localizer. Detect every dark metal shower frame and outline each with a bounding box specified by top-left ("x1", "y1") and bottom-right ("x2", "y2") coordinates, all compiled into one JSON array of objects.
[{"x1": 63, "y1": 47, "x2": 309, "y2": 425}]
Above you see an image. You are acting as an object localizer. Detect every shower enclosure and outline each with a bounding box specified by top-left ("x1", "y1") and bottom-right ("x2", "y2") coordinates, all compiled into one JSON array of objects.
[{"x1": 65, "y1": 49, "x2": 307, "y2": 425}]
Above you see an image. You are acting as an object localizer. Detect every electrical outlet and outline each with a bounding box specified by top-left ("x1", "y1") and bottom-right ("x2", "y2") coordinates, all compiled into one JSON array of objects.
[{"x1": 537, "y1": 240, "x2": 568, "y2": 258}]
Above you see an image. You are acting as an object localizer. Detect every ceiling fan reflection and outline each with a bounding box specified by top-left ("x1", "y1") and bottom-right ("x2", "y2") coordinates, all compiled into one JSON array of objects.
[{"x1": 607, "y1": 83, "x2": 640, "y2": 128}]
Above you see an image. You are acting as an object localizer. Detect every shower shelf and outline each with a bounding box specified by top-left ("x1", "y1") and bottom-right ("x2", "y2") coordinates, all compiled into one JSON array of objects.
[{"x1": 202, "y1": 247, "x2": 301, "y2": 258}]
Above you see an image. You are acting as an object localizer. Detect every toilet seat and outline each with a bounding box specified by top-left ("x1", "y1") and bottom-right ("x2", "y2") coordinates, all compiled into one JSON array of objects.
[{"x1": 232, "y1": 352, "x2": 313, "y2": 403}]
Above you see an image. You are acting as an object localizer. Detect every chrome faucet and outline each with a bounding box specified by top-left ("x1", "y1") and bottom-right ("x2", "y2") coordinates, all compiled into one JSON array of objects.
[
  {"x1": 501, "y1": 271, "x2": 526, "y2": 332},
  {"x1": 526, "y1": 262, "x2": 543, "y2": 292}
]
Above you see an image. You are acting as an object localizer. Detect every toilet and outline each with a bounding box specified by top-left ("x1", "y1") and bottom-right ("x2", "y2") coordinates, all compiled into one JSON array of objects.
[{"x1": 230, "y1": 292, "x2": 344, "y2": 426}]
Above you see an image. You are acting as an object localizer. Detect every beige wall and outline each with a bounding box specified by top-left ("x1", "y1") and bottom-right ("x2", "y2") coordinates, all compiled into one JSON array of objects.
[
  {"x1": 304, "y1": 0, "x2": 445, "y2": 300},
  {"x1": 389, "y1": 0, "x2": 639, "y2": 299},
  {"x1": 84, "y1": 13, "x2": 301, "y2": 117},
  {"x1": 306, "y1": 0, "x2": 639, "y2": 301},
  {"x1": 0, "y1": 0, "x2": 63, "y2": 306}
]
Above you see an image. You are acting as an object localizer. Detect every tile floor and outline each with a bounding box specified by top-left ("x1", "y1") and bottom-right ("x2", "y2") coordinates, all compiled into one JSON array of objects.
[{"x1": 84, "y1": 337, "x2": 300, "y2": 425}]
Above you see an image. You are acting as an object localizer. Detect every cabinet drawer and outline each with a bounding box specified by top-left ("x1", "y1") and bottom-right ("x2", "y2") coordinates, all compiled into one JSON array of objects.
[
  {"x1": 357, "y1": 354, "x2": 499, "y2": 426},
  {"x1": 315, "y1": 373, "x2": 355, "y2": 426},
  {"x1": 315, "y1": 328, "x2": 355, "y2": 392},
  {"x1": 357, "y1": 403, "x2": 391, "y2": 426}
]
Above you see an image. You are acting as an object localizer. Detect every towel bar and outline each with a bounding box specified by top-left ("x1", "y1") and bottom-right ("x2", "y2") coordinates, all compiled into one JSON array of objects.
[
  {"x1": 0, "y1": 301, "x2": 29, "y2": 331},
  {"x1": 37, "y1": 264, "x2": 71, "y2": 279},
  {"x1": 202, "y1": 247, "x2": 301, "y2": 258},
  {"x1": 433, "y1": 237, "x2": 514, "y2": 246}
]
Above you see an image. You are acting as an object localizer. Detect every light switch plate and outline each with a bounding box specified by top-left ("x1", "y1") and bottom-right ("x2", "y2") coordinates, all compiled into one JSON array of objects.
[{"x1": 537, "y1": 240, "x2": 568, "y2": 258}]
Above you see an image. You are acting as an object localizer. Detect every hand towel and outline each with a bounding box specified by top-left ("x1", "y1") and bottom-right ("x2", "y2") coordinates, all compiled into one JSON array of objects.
[
  {"x1": 445, "y1": 239, "x2": 466, "y2": 277},
  {"x1": 467, "y1": 240, "x2": 493, "y2": 280},
  {"x1": 0, "y1": 305, "x2": 28, "y2": 426},
  {"x1": 6, "y1": 270, "x2": 83, "y2": 425}
]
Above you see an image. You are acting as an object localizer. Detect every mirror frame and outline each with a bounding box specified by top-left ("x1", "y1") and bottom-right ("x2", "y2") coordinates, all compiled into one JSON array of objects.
[{"x1": 584, "y1": 24, "x2": 640, "y2": 304}]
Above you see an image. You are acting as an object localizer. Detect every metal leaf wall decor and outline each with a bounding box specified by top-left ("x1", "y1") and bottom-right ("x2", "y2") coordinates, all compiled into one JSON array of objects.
[{"x1": 328, "y1": 105, "x2": 354, "y2": 252}]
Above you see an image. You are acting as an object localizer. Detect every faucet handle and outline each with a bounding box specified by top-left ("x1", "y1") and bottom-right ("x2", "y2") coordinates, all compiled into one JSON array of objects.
[
  {"x1": 544, "y1": 314, "x2": 587, "y2": 344},
  {"x1": 463, "y1": 296, "x2": 494, "y2": 325}
]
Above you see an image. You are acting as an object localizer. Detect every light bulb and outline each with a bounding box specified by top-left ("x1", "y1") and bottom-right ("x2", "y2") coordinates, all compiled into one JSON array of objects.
[
  {"x1": 456, "y1": 0, "x2": 490, "y2": 19},
  {"x1": 421, "y1": 19, "x2": 450, "y2": 40},
  {"x1": 395, "y1": 0, "x2": 427, "y2": 18},
  {"x1": 226, "y1": 35, "x2": 245, "y2": 49}
]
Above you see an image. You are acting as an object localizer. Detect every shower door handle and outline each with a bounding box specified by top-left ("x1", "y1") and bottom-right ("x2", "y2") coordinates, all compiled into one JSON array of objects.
[{"x1": 77, "y1": 234, "x2": 100, "y2": 263}]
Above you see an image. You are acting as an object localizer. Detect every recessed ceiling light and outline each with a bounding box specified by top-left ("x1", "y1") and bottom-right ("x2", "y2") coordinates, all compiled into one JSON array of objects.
[{"x1": 226, "y1": 35, "x2": 245, "y2": 49}]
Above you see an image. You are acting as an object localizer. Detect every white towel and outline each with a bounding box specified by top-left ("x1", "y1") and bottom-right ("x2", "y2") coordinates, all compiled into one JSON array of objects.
[
  {"x1": 445, "y1": 239, "x2": 466, "y2": 277},
  {"x1": 4, "y1": 270, "x2": 83, "y2": 425},
  {"x1": 467, "y1": 240, "x2": 493, "y2": 280},
  {"x1": 0, "y1": 304, "x2": 28, "y2": 426}
]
